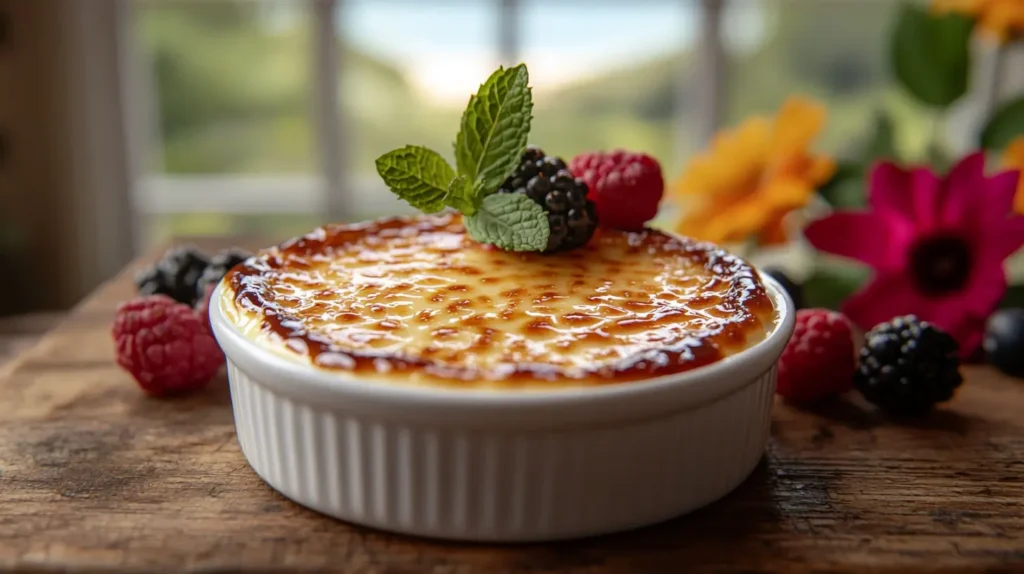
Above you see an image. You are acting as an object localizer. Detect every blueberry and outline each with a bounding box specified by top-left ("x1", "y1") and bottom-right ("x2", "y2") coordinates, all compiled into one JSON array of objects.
[
  {"x1": 764, "y1": 268, "x2": 804, "y2": 309},
  {"x1": 985, "y1": 309, "x2": 1024, "y2": 378}
]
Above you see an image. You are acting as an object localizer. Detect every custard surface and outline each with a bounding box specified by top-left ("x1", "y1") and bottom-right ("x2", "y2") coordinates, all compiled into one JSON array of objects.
[{"x1": 224, "y1": 214, "x2": 776, "y2": 387}]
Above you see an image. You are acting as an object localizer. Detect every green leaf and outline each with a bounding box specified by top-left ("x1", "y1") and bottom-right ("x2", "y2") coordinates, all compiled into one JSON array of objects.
[
  {"x1": 980, "y1": 97, "x2": 1024, "y2": 150},
  {"x1": 891, "y1": 4, "x2": 973, "y2": 108},
  {"x1": 463, "y1": 193, "x2": 549, "y2": 252},
  {"x1": 444, "y1": 175, "x2": 476, "y2": 215},
  {"x1": 375, "y1": 145, "x2": 457, "y2": 214},
  {"x1": 803, "y1": 263, "x2": 870, "y2": 311},
  {"x1": 863, "y1": 111, "x2": 897, "y2": 162},
  {"x1": 454, "y1": 64, "x2": 533, "y2": 199},
  {"x1": 818, "y1": 162, "x2": 867, "y2": 209}
]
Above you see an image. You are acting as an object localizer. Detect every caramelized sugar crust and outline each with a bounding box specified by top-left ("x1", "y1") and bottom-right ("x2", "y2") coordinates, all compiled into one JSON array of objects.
[{"x1": 226, "y1": 214, "x2": 776, "y2": 387}]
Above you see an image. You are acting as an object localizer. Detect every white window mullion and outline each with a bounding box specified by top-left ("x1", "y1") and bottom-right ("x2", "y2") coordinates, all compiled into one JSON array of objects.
[
  {"x1": 692, "y1": 0, "x2": 727, "y2": 146},
  {"x1": 498, "y1": 0, "x2": 520, "y2": 65},
  {"x1": 311, "y1": 0, "x2": 349, "y2": 223},
  {"x1": 63, "y1": 0, "x2": 138, "y2": 280}
]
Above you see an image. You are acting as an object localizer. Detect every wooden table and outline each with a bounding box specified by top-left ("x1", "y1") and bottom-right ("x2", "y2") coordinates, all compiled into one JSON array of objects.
[
  {"x1": 1, "y1": 240, "x2": 1023, "y2": 573},
  {"x1": 0, "y1": 313, "x2": 63, "y2": 374}
]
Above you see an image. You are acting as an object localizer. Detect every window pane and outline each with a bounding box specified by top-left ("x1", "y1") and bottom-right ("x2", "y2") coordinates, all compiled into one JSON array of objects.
[
  {"x1": 522, "y1": 0, "x2": 695, "y2": 175},
  {"x1": 341, "y1": 0, "x2": 499, "y2": 195},
  {"x1": 137, "y1": 0, "x2": 314, "y2": 174},
  {"x1": 144, "y1": 213, "x2": 324, "y2": 249}
]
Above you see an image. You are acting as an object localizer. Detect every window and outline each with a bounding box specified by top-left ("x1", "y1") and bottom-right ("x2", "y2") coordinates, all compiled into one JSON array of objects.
[{"x1": 121, "y1": 0, "x2": 963, "y2": 251}]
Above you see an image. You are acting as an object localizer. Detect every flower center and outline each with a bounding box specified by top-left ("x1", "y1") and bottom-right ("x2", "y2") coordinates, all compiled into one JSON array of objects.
[{"x1": 908, "y1": 234, "x2": 972, "y2": 296}]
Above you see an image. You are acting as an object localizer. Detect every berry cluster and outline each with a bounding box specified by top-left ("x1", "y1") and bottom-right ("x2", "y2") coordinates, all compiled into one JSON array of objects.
[
  {"x1": 117, "y1": 246, "x2": 250, "y2": 396},
  {"x1": 136, "y1": 247, "x2": 249, "y2": 309},
  {"x1": 776, "y1": 308, "x2": 963, "y2": 416},
  {"x1": 855, "y1": 315, "x2": 962, "y2": 415},
  {"x1": 498, "y1": 147, "x2": 598, "y2": 252}
]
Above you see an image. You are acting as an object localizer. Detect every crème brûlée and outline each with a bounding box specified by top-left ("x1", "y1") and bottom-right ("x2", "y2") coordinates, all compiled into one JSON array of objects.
[{"x1": 221, "y1": 213, "x2": 778, "y2": 388}]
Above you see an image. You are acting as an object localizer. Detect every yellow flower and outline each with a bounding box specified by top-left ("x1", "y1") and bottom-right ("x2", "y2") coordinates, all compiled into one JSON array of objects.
[
  {"x1": 933, "y1": 0, "x2": 1024, "y2": 43},
  {"x1": 1003, "y1": 136, "x2": 1024, "y2": 214},
  {"x1": 670, "y1": 96, "x2": 835, "y2": 246}
]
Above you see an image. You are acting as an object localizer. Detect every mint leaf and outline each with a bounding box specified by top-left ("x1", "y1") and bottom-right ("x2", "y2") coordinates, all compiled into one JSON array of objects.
[
  {"x1": 443, "y1": 175, "x2": 476, "y2": 215},
  {"x1": 375, "y1": 145, "x2": 456, "y2": 214},
  {"x1": 454, "y1": 64, "x2": 533, "y2": 200},
  {"x1": 464, "y1": 193, "x2": 549, "y2": 252}
]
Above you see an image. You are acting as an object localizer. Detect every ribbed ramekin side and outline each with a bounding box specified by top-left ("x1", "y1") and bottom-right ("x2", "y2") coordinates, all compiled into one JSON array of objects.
[{"x1": 227, "y1": 361, "x2": 776, "y2": 542}]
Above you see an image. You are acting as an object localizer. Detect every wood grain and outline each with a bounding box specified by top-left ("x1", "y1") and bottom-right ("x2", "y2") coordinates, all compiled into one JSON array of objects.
[{"x1": 1, "y1": 239, "x2": 1023, "y2": 573}]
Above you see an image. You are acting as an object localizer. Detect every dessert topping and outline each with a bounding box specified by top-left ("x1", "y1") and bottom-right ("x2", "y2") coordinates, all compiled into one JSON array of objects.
[
  {"x1": 376, "y1": 64, "x2": 595, "y2": 253},
  {"x1": 497, "y1": 146, "x2": 598, "y2": 252},
  {"x1": 569, "y1": 149, "x2": 664, "y2": 231}
]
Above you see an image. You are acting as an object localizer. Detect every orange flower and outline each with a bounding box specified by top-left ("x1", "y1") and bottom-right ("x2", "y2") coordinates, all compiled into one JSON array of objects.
[
  {"x1": 670, "y1": 96, "x2": 835, "y2": 246},
  {"x1": 933, "y1": 0, "x2": 1024, "y2": 43},
  {"x1": 1003, "y1": 136, "x2": 1024, "y2": 214}
]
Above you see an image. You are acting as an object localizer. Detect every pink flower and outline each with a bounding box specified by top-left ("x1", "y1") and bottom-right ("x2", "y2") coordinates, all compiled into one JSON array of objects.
[{"x1": 804, "y1": 152, "x2": 1023, "y2": 357}]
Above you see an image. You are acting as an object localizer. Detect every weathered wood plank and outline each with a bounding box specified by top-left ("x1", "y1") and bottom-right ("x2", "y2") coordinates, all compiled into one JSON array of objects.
[{"x1": 0, "y1": 238, "x2": 1023, "y2": 573}]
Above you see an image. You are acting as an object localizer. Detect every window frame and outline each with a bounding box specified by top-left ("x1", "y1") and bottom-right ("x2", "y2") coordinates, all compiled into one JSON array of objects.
[{"x1": 117, "y1": 0, "x2": 721, "y2": 251}]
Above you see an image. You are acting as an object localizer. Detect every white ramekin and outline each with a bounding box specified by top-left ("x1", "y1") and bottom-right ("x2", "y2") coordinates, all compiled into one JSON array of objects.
[{"x1": 210, "y1": 275, "x2": 794, "y2": 542}]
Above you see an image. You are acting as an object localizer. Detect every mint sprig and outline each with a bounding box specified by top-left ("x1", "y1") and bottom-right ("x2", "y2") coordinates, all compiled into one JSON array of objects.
[
  {"x1": 444, "y1": 175, "x2": 476, "y2": 216},
  {"x1": 374, "y1": 146, "x2": 456, "y2": 214},
  {"x1": 374, "y1": 64, "x2": 544, "y2": 251},
  {"x1": 464, "y1": 193, "x2": 549, "y2": 252},
  {"x1": 454, "y1": 65, "x2": 533, "y2": 199}
]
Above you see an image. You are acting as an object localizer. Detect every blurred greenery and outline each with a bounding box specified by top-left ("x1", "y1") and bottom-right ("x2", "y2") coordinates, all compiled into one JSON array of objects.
[
  {"x1": 140, "y1": 0, "x2": 1024, "y2": 310},
  {"x1": 891, "y1": 4, "x2": 973, "y2": 108},
  {"x1": 802, "y1": 259, "x2": 871, "y2": 311},
  {"x1": 141, "y1": 0, "x2": 934, "y2": 181},
  {"x1": 981, "y1": 97, "x2": 1024, "y2": 150}
]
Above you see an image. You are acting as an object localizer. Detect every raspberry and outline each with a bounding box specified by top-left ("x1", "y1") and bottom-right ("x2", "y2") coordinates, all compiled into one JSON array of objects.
[
  {"x1": 497, "y1": 147, "x2": 598, "y2": 252},
  {"x1": 855, "y1": 315, "x2": 962, "y2": 415},
  {"x1": 568, "y1": 150, "x2": 664, "y2": 231},
  {"x1": 776, "y1": 309, "x2": 856, "y2": 404},
  {"x1": 112, "y1": 295, "x2": 224, "y2": 396}
]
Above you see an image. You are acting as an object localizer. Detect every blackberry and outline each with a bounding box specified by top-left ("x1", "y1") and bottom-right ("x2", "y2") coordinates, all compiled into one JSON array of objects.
[
  {"x1": 497, "y1": 146, "x2": 598, "y2": 252},
  {"x1": 135, "y1": 246, "x2": 210, "y2": 307},
  {"x1": 854, "y1": 315, "x2": 962, "y2": 415},
  {"x1": 195, "y1": 248, "x2": 252, "y2": 305}
]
